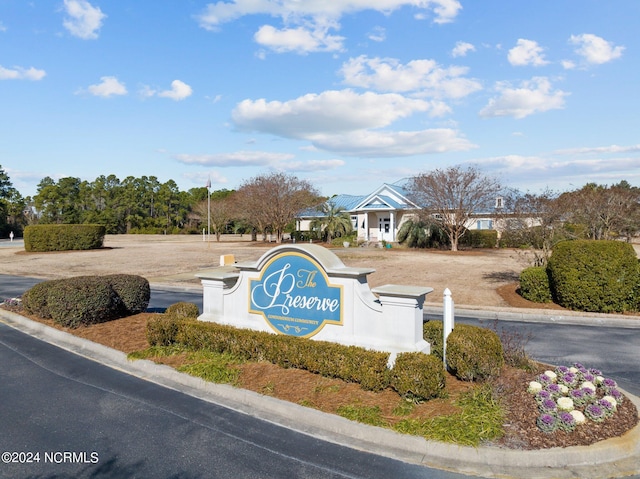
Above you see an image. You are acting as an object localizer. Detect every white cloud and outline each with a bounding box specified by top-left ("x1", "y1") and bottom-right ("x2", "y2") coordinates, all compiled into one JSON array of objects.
[
  {"x1": 553, "y1": 144, "x2": 640, "y2": 156},
  {"x1": 62, "y1": 0, "x2": 106, "y2": 40},
  {"x1": 231, "y1": 89, "x2": 475, "y2": 156},
  {"x1": 232, "y1": 89, "x2": 433, "y2": 138},
  {"x1": 0, "y1": 21, "x2": 6, "y2": 32},
  {"x1": 158, "y1": 80, "x2": 193, "y2": 101},
  {"x1": 561, "y1": 60, "x2": 576, "y2": 70},
  {"x1": 508, "y1": 39, "x2": 548, "y2": 66},
  {"x1": 481, "y1": 154, "x2": 640, "y2": 186},
  {"x1": 84, "y1": 76, "x2": 127, "y2": 97},
  {"x1": 0, "y1": 65, "x2": 46, "y2": 80},
  {"x1": 367, "y1": 26, "x2": 386, "y2": 42},
  {"x1": 479, "y1": 77, "x2": 567, "y2": 119},
  {"x1": 198, "y1": 0, "x2": 461, "y2": 28},
  {"x1": 569, "y1": 33, "x2": 624, "y2": 65},
  {"x1": 340, "y1": 55, "x2": 482, "y2": 100},
  {"x1": 197, "y1": 1, "x2": 461, "y2": 53},
  {"x1": 311, "y1": 128, "x2": 476, "y2": 157},
  {"x1": 140, "y1": 80, "x2": 193, "y2": 100},
  {"x1": 451, "y1": 41, "x2": 475, "y2": 57},
  {"x1": 174, "y1": 151, "x2": 294, "y2": 166},
  {"x1": 280, "y1": 159, "x2": 346, "y2": 171},
  {"x1": 183, "y1": 171, "x2": 229, "y2": 186},
  {"x1": 254, "y1": 24, "x2": 345, "y2": 53}
]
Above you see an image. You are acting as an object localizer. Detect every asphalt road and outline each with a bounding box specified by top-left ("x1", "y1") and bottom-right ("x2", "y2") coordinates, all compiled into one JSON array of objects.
[
  {"x1": 0, "y1": 321, "x2": 470, "y2": 479},
  {"x1": 1, "y1": 274, "x2": 639, "y2": 478}
]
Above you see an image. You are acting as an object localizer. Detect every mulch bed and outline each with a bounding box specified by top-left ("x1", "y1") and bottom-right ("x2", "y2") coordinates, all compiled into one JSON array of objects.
[{"x1": 2, "y1": 305, "x2": 638, "y2": 450}]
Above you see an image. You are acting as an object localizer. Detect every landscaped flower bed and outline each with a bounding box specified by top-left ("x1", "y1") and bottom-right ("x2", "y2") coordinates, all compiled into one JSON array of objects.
[{"x1": 528, "y1": 363, "x2": 627, "y2": 434}]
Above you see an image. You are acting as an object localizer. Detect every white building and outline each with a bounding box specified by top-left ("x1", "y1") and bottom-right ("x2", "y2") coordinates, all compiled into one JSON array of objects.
[{"x1": 298, "y1": 181, "x2": 419, "y2": 244}]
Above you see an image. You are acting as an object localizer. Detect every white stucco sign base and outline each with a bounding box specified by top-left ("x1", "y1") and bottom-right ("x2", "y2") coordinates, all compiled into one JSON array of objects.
[{"x1": 196, "y1": 244, "x2": 431, "y2": 355}]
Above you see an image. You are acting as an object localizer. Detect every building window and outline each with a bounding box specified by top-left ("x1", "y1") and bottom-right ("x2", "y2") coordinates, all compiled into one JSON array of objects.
[{"x1": 495, "y1": 196, "x2": 503, "y2": 209}]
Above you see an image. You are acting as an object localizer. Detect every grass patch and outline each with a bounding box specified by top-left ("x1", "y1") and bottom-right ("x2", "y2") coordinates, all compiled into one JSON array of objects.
[
  {"x1": 128, "y1": 346, "x2": 244, "y2": 386},
  {"x1": 393, "y1": 385, "x2": 504, "y2": 446},
  {"x1": 336, "y1": 404, "x2": 388, "y2": 428},
  {"x1": 392, "y1": 399, "x2": 416, "y2": 417}
]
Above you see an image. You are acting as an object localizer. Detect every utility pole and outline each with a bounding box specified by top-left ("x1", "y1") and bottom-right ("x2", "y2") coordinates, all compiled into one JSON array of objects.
[{"x1": 206, "y1": 176, "x2": 211, "y2": 246}]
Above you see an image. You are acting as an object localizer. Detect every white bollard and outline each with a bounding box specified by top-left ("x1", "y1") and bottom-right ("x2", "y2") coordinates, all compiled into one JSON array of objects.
[{"x1": 443, "y1": 288, "x2": 455, "y2": 368}]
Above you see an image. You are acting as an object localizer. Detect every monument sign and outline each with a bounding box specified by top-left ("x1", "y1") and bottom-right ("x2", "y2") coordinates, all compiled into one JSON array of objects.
[{"x1": 197, "y1": 244, "x2": 431, "y2": 355}]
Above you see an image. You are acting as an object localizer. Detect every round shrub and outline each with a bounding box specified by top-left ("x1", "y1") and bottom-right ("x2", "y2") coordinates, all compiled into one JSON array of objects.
[
  {"x1": 147, "y1": 314, "x2": 183, "y2": 346},
  {"x1": 24, "y1": 224, "x2": 105, "y2": 252},
  {"x1": 547, "y1": 240, "x2": 640, "y2": 313},
  {"x1": 165, "y1": 301, "x2": 200, "y2": 319},
  {"x1": 519, "y1": 266, "x2": 553, "y2": 303},
  {"x1": 391, "y1": 352, "x2": 446, "y2": 401},
  {"x1": 46, "y1": 276, "x2": 119, "y2": 328},
  {"x1": 21, "y1": 281, "x2": 60, "y2": 319},
  {"x1": 105, "y1": 274, "x2": 150, "y2": 314},
  {"x1": 446, "y1": 324, "x2": 504, "y2": 381},
  {"x1": 423, "y1": 321, "x2": 444, "y2": 360}
]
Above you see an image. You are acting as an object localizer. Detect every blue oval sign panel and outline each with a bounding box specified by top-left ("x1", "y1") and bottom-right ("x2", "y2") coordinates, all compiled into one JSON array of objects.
[{"x1": 249, "y1": 252, "x2": 343, "y2": 337}]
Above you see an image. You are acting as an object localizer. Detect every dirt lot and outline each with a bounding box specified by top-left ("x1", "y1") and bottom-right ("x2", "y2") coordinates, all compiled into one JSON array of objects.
[{"x1": 1, "y1": 234, "x2": 533, "y2": 308}]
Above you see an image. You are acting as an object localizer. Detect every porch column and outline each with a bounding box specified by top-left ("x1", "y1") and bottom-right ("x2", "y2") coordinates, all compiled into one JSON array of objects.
[
  {"x1": 363, "y1": 212, "x2": 369, "y2": 241},
  {"x1": 390, "y1": 211, "x2": 395, "y2": 241}
]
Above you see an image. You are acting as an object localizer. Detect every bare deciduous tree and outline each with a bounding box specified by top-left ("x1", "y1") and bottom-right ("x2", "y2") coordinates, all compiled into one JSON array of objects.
[
  {"x1": 408, "y1": 165, "x2": 502, "y2": 251},
  {"x1": 235, "y1": 172, "x2": 320, "y2": 243},
  {"x1": 193, "y1": 192, "x2": 236, "y2": 241},
  {"x1": 563, "y1": 182, "x2": 640, "y2": 241}
]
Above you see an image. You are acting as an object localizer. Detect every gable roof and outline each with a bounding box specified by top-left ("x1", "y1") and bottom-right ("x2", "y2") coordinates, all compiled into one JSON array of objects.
[
  {"x1": 353, "y1": 183, "x2": 418, "y2": 211},
  {"x1": 297, "y1": 182, "x2": 418, "y2": 219}
]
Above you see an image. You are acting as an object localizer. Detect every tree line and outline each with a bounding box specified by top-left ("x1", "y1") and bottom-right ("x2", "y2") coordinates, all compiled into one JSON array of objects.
[
  {"x1": 0, "y1": 167, "x2": 322, "y2": 242},
  {"x1": 1, "y1": 163, "x2": 639, "y2": 250}
]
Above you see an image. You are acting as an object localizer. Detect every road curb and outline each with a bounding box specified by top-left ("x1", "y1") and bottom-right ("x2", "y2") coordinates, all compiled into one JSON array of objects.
[{"x1": 1, "y1": 309, "x2": 639, "y2": 479}]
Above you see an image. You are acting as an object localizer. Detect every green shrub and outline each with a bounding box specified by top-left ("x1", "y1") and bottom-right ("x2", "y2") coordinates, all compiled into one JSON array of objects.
[
  {"x1": 391, "y1": 352, "x2": 446, "y2": 401},
  {"x1": 330, "y1": 234, "x2": 357, "y2": 247},
  {"x1": 104, "y1": 274, "x2": 150, "y2": 314},
  {"x1": 147, "y1": 314, "x2": 184, "y2": 346},
  {"x1": 21, "y1": 274, "x2": 149, "y2": 327},
  {"x1": 461, "y1": 230, "x2": 497, "y2": 248},
  {"x1": 165, "y1": 302, "x2": 200, "y2": 319},
  {"x1": 423, "y1": 321, "x2": 444, "y2": 360},
  {"x1": 46, "y1": 276, "x2": 119, "y2": 328},
  {"x1": 23, "y1": 224, "x2": 105, "y2": 252},
  {"x1": 446, "y1": 324, "x2": 504, "y2": 381},
  {"x1": 21, "y1": 281, "x2": 59, "y2": 319},
  {"x1": 172, "y1": 320, "x2": 392, "y2": 392},
  {"x1": 519, "y1": 266, "x2": 553, "y2": 303},
  {"x1": 547, "y1": 240, "x2": 640, "y2": 313}
]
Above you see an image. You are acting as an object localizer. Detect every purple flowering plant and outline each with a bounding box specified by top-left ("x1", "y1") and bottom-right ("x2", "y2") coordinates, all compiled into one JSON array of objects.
[
  {"x1": 536, "y1": 413, "x2": 558, "y2": 433},
  {"x1": 557, "y1": 412, "x2": 576, "y2": 432},
  {"x1": 528, "y1": 362, "x2": 624, "y2": 433}
]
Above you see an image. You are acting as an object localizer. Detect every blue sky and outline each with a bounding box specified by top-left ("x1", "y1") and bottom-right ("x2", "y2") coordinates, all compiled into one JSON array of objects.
[{"x1": 1, "y1": 0, "x2": 639, "y2": 199}]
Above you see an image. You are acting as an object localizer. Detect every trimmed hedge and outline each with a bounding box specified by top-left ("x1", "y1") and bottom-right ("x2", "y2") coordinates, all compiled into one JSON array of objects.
[
  {"x1": 461, "y1": 229, "x2": 498, "y2": 248},
  {"x1": 390, "y1": 352, "x2": 446, "y2": 400},
  {"x1": 423, "y1": 321, "x2": 444, "y2": 360},
  {"x1": 147, "y1": 315, "x2": 446, "y2": 400},
  {"x1": 46, "y1": 276, "x2": 119, "y2": 328},
  {"x1": 446, "y1": 324, "x2": 504, "y2": 381},
  {"x1": 519, "y1": 266, "x2": 553, "y2": 303},
  {"x1": 24, "y1": 224, "x2": 105, "y2": 252},
  {"x1": 22, "y1": 274, "x2": 150, "y2": 328},
  {"x1": 547, "y1": 240, "x2": 640, "y2": 313},
  {"x1": 104, "y1": 274, "x2": 150, "y2": 315},
  {"x1": 165, "y1": 301, "x2": 200, "y2": 319}
]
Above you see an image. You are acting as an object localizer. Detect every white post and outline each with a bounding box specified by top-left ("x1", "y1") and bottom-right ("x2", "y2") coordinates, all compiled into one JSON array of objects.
[
  {"x1": 443, "y1": 288, "x2": 454, "y2": 368},
  {"x1": 202, "y1": 228, "x2": 205, "y2": 242}
]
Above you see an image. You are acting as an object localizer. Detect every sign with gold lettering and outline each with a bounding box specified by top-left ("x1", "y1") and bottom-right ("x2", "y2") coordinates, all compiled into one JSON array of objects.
[{"x1": 249, "y1": 252, "x2": 343, "y2": 337}]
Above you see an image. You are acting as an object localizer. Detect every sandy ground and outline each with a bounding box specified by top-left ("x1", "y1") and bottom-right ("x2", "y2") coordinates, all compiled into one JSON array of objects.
[{"x1": 0, "y1": 234, "x2": 534, "y2": 307}]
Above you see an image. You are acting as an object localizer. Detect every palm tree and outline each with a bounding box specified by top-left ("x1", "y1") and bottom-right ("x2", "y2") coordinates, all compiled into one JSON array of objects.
[
  {"x1": 310, "y1": 201, "x2": 353, "y2": 243},
  {"x1": 397, "y1": 218, "x2": 448, "y2": 248}
]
